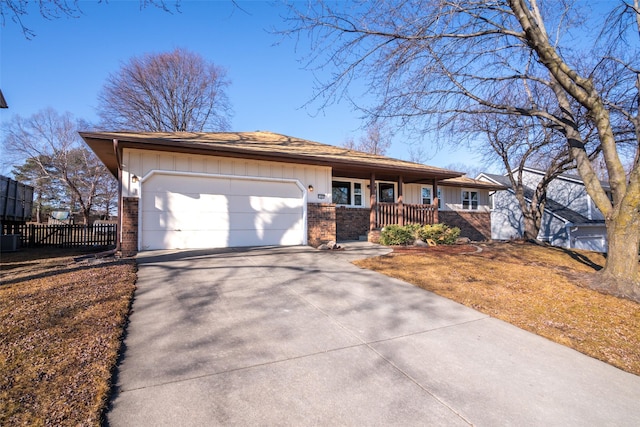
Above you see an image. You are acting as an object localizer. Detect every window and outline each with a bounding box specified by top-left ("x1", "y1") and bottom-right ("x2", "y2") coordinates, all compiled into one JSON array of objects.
[
  {"x1": 423, "y1": 187, "x2": 442, "y2": 208},
  {"x1": 462, "y1": 190, "x2": 478, "y2": 210},
  {"x1": 378, "y1": 183, "x2": 395, "y2": 203},
  {"x1": 421, "y1": 187, "x2": 432, "y2": 205},
  {"x1": 354, "y1": 183, "x2": 363, "y2": 206},
  {"x1": 332, "y1": 180, "x2": 364, "y2": 206},
  {"x1": 332, "y1": 181, "x2": 350, "y2": 205}
]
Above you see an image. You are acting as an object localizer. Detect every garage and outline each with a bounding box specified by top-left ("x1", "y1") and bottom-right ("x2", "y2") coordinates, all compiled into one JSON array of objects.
[{"x1": 139, "y1": 171, "x2": 306, "y2": 250}]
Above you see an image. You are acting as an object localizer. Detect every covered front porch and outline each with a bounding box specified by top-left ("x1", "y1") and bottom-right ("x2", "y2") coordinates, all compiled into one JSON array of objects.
[{"x1": 331, "y1": 168, "x2": 451, "y2": 241}]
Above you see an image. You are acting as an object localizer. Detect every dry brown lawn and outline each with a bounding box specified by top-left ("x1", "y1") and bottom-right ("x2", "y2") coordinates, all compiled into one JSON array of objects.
[
  {"x1": 354, "y1": 241, "x2": 640, "y2": 377},
  {"x1": 0, "y1": 248, "x2": 136, "y2": 426}
]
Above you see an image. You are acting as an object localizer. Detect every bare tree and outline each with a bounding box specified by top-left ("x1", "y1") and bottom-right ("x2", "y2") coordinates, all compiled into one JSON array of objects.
[
  {"x1": 472, "y1": 113, "x2": 601, "y2": 241},
  {"x1": 97, "y1": 48, "x2": 232, "y2": 132},
  {"x1": 3, "y1": 108, "x2": 114, "y2": 224},
  {"x1": 341, "y1": 123, "x2": 391, "y2": 155},
  {"x1": 1, "y1": 0, "x2": 179, "y2": 39},
  {"x1": 442, "y1": 162, "x2": 484, "y2": 179},
  {"x1": 285, "y1": 0, "x2": 640, "y2": 296}
]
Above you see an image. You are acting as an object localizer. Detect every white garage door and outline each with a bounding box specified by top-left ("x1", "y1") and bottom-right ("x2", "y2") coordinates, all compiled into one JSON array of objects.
[{"x1": 140, "y1": 172, "x2": 305, "y2": 250}]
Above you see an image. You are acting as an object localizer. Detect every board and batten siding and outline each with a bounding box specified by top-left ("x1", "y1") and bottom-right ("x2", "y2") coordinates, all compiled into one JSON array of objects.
[
  {"x1": 122, "y1": 148, "x2": 332, "y2": 203},
  {"x1": 403, "y1": 184, "x2": 491, "y2": 212}
]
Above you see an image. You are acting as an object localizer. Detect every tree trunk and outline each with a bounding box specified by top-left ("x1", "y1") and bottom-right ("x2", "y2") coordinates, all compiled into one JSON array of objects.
[
  {"x1": 522, "y1": 214, "x2": 539, "y2": 241},
  {"x1": 81, "y1": 208, "x2": 91, "y2": 225},
  {"x1": 601, "y1": 204, "x2": 640, "y2": 295}
]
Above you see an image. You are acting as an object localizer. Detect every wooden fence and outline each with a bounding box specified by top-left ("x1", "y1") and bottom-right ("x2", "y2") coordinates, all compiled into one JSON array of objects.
[{"x1": 1, "y1": 223, "x2": 117, "y2": 248}]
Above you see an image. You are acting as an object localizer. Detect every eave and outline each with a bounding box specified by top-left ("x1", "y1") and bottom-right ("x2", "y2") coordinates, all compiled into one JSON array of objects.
[{"x1": 80, "y1": 131, "x2": 465, "y2": 182}]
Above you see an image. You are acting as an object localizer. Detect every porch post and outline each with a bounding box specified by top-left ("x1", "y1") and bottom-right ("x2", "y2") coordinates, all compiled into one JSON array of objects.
[
  {"x1": 369, "y1": 173, "x2": 376, "y2": 230},
  {"x1": 433, "y1": 178, "x2": 439, "y2": 224},
  {"x1": 397, "y1": 175, "x2": 404, "y2": 226}
]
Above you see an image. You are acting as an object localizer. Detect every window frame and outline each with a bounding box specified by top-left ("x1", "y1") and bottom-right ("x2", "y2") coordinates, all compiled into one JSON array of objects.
[
  {"x1": 377, "y1": 182, "x2": 396, "y2": 203},
  {"x1": 331, "y1": 179, "x2": 366, "y2": 207},
  {"x1": 421, "y1": 186, "x2": 432, "y2": 205},
  {"x1": 461, "y1": 189, "x2": 479, "y2": 210}
]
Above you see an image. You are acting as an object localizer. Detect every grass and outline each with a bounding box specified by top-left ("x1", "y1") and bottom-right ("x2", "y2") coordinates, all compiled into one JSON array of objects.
[
  {"x1": 2, "y1": 242, "x2": 638, "y2": 424},
  {"x1": 0, "y1": 247, "x2": 136, "y2": 426},
  {"x1": 354, "y1": 241, "x2": 640, "y2": 377}
]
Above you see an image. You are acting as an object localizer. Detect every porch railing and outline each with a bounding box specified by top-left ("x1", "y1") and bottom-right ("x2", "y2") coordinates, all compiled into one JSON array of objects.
[{"x1": 376, "y1": 202, "x2": 436, "y2": 228}]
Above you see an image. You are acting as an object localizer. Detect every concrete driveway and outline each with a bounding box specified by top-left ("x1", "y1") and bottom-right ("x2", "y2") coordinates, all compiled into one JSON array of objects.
[{"x1": 107, "y1": 243, "x2": 640, "y2": 426}]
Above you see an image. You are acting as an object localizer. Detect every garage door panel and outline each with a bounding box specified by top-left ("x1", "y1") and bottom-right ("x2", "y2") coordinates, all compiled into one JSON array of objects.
[
  {"x1": 143, "y1": 228, "x2": 304, "y2": 249},
  {"x1": 143, "y1": 192, "x2": 229, "y2": 213},
  {"x1": 140, "y1": 173, "x2": 305, "y2": 250},
  {"x1": 142, "y1": 211, "x2": 230, "y2": 231},
  {"x1": 144, "y1": 175, "x2": 232, "y2": 194},
  {"x1": 227, "y1": 213, "x2": 303, "y2": 231},
  {"x1": 226, "y1": 228, "x2": 304, "y2": 247},
  {"x1": 142, "y1": 230, "x2": 233, "y2": 250},
  {"x1": 227, "y1": 195, "x2": 303, "y2": 214},
  {"x1": 230, "y1": 179, "x2": 301, "y2": 198}
]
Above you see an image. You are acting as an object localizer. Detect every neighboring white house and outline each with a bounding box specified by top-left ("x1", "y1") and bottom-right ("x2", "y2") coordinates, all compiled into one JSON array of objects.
[{"x1": 478, "y1": 167, "x2": 610, "y2": 252}]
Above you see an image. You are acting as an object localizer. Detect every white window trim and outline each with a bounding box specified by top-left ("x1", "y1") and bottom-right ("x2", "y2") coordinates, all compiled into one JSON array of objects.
[
  {"x1": 423, "y1": 186, "x2": 443, "y2": 210},
  {"x1": 461, "y1": 189, "x2": 479, "y2": 211},
  {"x1": 421, "y1": 185, "x2": 433, "y2": 205},
  {"x1": 332, "y1": 178, "x2": 367, "y2": 207}
]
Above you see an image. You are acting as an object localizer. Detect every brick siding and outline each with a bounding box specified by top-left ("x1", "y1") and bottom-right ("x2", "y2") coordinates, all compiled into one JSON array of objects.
[
  {"x1": 439, "y1": 210, "x2": 491, "y2": 241},
  {"x1": 336, "y1": 207, "x2": 370, "y2": 241},
  {"x1": 307, "y1": 203, "x2": 336, "y2": 247},
  {"x1": 121, "y1": 197, "x2": 138, "y2": 256}
]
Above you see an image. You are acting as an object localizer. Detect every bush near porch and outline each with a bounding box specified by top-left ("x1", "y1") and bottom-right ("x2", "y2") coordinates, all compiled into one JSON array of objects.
[{"x1": 380, "y1": 223, "x2": 461, "y2": 246}]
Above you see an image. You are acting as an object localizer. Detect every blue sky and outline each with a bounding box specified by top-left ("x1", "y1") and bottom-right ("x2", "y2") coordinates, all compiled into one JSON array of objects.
[{"x1": 0, "y1": 0, "x2": 485, "y2": 175}]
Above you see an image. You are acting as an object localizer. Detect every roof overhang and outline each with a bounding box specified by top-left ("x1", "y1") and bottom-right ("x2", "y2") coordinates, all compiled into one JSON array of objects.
[
  {"x1": 80, "y1": 131, "x2": 465, "y2": 182},
  {"x1": 440, "y1": 176, "x2": 506, "y2": 191}
]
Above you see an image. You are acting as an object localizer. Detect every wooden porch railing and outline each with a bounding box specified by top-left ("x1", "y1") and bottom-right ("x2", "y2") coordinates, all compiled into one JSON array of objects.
[{"x1": 376, "y1": 202, "x2": 436, "y2": 228}]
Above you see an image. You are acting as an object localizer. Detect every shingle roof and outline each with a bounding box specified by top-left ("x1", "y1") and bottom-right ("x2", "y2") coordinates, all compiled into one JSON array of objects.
[
  {"x1": 81, "y1": 130, "x2": 471, "y2": 183},
  {"x1": 440, "y1": 175, "x2": 505, "y2": 190}
]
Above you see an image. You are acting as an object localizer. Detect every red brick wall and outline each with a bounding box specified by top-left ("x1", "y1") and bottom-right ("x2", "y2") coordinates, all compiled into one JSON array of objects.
[
  {"x1": 336, "y1": 207, "x2": 370, "y2": 241},
  {"x1": 307, "y1": 203, "x2": 336, "y2": 247},
  {"x1": 439, "y1": 211, "x2": 491, "y2": 241},
  {"x1": 121, "y1": 197, "x2": 138, "y2": 257}
]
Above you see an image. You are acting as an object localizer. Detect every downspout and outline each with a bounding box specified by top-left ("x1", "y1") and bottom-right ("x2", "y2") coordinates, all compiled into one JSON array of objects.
[
  {"x1": 565, "y1": 222, "x2": 573, "y2": 249},
  {"x1": 113, "y1": 139, "x2": 122, "y2": 253}
]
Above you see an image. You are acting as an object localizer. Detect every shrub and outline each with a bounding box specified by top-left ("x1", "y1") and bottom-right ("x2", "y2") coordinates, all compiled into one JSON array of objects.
[
  {"x1": 417, "y1": 223, "x2": 461, "y2": 245},
  {"x1": 379, "y1": 225, "x2": 415, "y2": 246},
  {"x1": 379, "y1": 223, "x2": 461, "y2": 246}
]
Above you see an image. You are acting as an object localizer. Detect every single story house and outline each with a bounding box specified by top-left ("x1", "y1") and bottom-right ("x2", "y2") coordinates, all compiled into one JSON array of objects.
[
  {"x1": 478, "y1": 167, "x2": 609, "y2": 252},
  {"x1": 81, "y1": 131, "x2": 502, "y2": 255}
]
